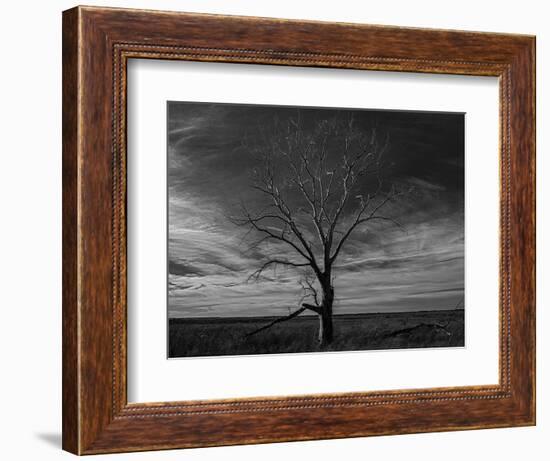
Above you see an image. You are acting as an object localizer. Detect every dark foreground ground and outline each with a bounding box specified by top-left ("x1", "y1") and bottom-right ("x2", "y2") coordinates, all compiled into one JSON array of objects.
[{"x1": 168, "y1": 309, "x2": 464, "y2": 358}]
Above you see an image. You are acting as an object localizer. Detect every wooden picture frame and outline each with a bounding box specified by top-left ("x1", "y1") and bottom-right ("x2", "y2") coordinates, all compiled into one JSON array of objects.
[{"x1": 62, "y1": 5, "x2": 535, "y2": 455}]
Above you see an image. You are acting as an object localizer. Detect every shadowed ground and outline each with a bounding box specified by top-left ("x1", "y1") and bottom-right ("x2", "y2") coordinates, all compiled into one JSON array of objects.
[{"x1": 168, "y1": 309, "x2": 464, "y2": 358}]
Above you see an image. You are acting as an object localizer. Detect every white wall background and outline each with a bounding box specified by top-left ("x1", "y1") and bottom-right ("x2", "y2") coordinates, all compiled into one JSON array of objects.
[{"x1": 0, "y1": 1, "x2": 546, "y2": 459}]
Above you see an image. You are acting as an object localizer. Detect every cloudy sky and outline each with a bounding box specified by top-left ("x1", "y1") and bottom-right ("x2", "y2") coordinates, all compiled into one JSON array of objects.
[{"x1": 167, "y1": 102, "x2": 464, "y2": 318}]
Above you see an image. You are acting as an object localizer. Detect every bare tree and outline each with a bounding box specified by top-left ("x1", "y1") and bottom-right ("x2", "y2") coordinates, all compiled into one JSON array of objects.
[{"x1": 231, "y1": 114, "x2": 402, "y2": 347}]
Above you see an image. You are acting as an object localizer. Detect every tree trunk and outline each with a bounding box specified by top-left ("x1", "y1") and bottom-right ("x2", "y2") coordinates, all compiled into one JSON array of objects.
[
  {"x1": 318, "y1": 285, "x2": 334, "y2": 347},
  {"x1": 318, "y1": 308, "x2": 334, "y2": 346}
]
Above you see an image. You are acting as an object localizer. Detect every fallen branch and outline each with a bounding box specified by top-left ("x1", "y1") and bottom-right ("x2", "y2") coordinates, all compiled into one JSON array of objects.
[
  {"x1": 383, "y1": 322, "x2": 451, "y2": 339},
  {"x1": 245, "y1": 303, "x2": 319, "y2": 338}
]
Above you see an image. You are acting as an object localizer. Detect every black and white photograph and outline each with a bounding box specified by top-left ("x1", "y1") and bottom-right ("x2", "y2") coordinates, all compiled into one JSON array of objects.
[{"x1": 167, "y1": 101, "x2": 465, "y2": 358}]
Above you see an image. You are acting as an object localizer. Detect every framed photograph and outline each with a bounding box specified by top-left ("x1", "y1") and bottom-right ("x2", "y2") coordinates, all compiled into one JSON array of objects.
[{"x1": 62, "y1": 6, "x2": 535, "y2": 455}]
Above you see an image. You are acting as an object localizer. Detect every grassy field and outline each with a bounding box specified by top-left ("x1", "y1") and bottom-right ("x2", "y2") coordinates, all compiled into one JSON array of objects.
[{"x1": 168, "y1": 309, "x2": 464, "y2": 358}]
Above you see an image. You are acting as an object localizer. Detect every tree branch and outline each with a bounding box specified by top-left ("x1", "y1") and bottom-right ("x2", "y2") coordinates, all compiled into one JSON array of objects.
[
  {"x1": 248, "y1": 258, "x2": 311, "y2": 281},
  {"x1": 330, "y1": 188, "x2": 403, "y2": 263}
]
